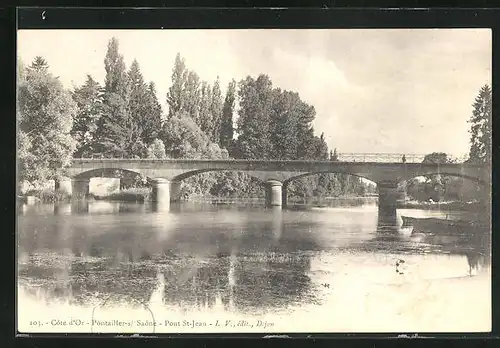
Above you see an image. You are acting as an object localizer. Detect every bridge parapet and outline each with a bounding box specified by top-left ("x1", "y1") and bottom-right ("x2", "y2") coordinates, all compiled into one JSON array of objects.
[
  {"x1": 75, "y1": 153, "x2": 431, "y2": 163},
  {"x1": 337, "y1": 153, "x2": 427, "y2": 163}
]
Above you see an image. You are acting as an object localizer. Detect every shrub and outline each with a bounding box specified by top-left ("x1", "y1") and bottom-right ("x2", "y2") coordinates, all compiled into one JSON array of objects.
[
  {"x1": 102, "y1": 187, "x2": 152, "y2": 202},
  {"x1": 25, "y1": 188, "x2": 71, "y2": 203}
]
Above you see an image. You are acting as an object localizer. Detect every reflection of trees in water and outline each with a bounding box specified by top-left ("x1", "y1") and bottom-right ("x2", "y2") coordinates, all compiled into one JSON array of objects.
[
  {"x1": 68, "y1": 259, "x2": 158, "y2": 306},
  {"x1": 232, "y1": 251, "x2": 311, "y2": 311},
  {"x1": 20, "y1": 254, "x2": 158, "y2": 307},
  {"x1": 161, "y1": 256, "x2": 229, "y2": 310},
  {"x1": 159, "y1": 249, "x2": 312, "y2": 313}
]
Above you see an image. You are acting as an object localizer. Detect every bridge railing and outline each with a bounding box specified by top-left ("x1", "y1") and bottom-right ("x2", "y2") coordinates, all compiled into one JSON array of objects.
[
  {"x1": 73, "y1": 153, "x2": 428, "y2": 163},
  {"x1": 337, "y1": 153, "x2": 427, "y2": 163}
]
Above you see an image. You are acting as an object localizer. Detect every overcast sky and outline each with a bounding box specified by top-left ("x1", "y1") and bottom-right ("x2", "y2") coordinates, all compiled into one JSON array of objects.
[{"x1": 17, "y1": 29, "x2": 491, "y2": 158}]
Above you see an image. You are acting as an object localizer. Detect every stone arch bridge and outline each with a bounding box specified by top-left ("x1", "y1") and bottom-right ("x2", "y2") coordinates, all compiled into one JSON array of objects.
[{"x1": 56, "y1": 157, "x2": 488, "y2": 213}]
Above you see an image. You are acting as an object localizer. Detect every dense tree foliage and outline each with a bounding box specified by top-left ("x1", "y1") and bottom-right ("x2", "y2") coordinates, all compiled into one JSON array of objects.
[
  {"x1": 17, "y1": 42, "x2": 378, "y2": 200},
  {"x1": 94, "y1": 38, "x2": 140, "y2": 157},
  {"x1": 219, "y1": 79, "x2": 236, "y2": 151},
  {"x1": 18, "y1": 57, "x2": 77, "y2": 184},
  {"x1": 467, "y1": 85, "x2": 492, "y2": 165},
  {"x1": 146, "y1": 139, "x2": 167, "y2": 159},
  {"x1": 71, "y1": 75, "x2": 104, "y2": 157},
  {"x1": 405, "y1": 151, "x2": 483, "y2": 202}
]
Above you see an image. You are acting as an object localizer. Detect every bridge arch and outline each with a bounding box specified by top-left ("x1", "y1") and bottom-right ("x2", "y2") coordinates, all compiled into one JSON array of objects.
[
  {"x1": 72, "y1": 168, "x2": 153, "y2": 182},
  {"x1": 282, "y1": 171, "x2": 377, "y2": 187},
  {"x1": 67, "y1": 168, "x2": 156, "y2": 197},
  {"x1": 169, "y1": 169, "x2": 267, "y2": 183}
]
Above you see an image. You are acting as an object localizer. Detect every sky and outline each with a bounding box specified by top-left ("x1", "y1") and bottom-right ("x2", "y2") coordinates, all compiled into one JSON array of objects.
[{"x1": 17, "y1": 29, "x2": 491, "y2": 158}]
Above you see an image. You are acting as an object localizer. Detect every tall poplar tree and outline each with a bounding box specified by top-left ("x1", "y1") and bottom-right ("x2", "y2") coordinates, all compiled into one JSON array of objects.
[
  {"x1": 104, "y1": 37, "x2": 129, "y2": 98},
  {"x1": 219, "y1": 79, "x2": 236, "y2": 151},
  {"x1": 167, "y1": 53, "x2": 188, "y2": 118},
  {"x1": 127, "y1": 59, "x2": 149, "y2": 154},
  {"x1": 142, "y1": 82, "x2": 163, "y2": 144},
  {"x1": 184, "y1": 70, "x2": 201, "y2": 120},
  {"x1": 197, "y1": 81, "x2": 213, "y2": 136},
  {"x1": 209, "y1": 76, "x2": 224, "y2": 143},
  {"x1": 95, "y1": 37, "x2": 139, "y2": 157}
]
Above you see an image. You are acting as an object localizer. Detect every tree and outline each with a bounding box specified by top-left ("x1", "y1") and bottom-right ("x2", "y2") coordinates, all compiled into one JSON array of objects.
[
  {"x1": 296, "y1": 103, "x2": 317, "y2": 160},
  {"x1": 104, "y1": 37, "x2": 129, "y2": 98},
  {"x1": 159, "y1": 111, "x2": 229, "y2": 197},
  {"x1": 219, "y1": 79, "x2": 236, "y2": 151},
  {"x1": 330, "y1": 148, "x2": 339, "y2": 161},
  {"x1": 94, "y1": 37, "x2": 143, "y2": 158},
  {"x1": 416, "y1": 152, "x2": 452, "y2": 202},
  {"x1": 166, "y1": 53, "x2": 188, "y2": 118},
  {"x1": 18, "y1": 57, "x2": 77, "y2": 184},
  {"x1": 235, "y1": 75, "x2": 274, "y2": 159},
  {"x1": 142, "y1": 82, "x2": 163, "y2": 145},
  {"x1": 127, "y1": 59, "x2": 149, "y2": 150},
  {"x1": 71, "y1": 75, "x2": 104, "y2": 157},
  {"x1": 269, "y1": 90, "x2": 301, "y2": 160},
  {"x1": 314, "y1": 133, "x2": 329, "y2": 160},
  {"x1": 422, "y1": 152, "x2": 450, "y2": 164},
  {"x1": 146, "y1": 139, "x2": 167, "y2": 159},
  {"x1": 467, "y1": 84, "x2": 492, "y2": 165},
  {"x1": 184, "y1": 70, "x2": 201, "y2": 120},
  {"x1": 197, "y1": 81, "x2": 213, "y2": 137},
  {"x1": 98, "y1": 93, "x2": 145, "y2": 158},
  {"x1": 209, "y1": 76, "x2": 224, "y2": 143},
  {"x1": 27, "y1": 56, "x2": 49, "y2": 73}
]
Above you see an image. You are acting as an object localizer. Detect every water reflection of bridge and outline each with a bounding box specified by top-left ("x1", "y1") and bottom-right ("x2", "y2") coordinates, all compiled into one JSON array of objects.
[{"x1": 17, "y1": 201, "x2": 490, "y2": 310}]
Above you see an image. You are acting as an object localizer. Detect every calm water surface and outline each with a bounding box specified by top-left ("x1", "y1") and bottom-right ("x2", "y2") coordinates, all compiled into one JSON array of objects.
[{"x1": 17, "y1": 200, "x2": 491, "y2": 333}]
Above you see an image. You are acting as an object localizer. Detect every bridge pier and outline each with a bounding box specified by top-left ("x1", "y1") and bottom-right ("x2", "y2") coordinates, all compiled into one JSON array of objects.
[
  {"x1": 377, "y1": 182, "x2": 402, "y2": 228},
  {"x1": 71, "y1": 178, "x2": 90, "y2": 198},
  {"x1": 151, "y1": 178, "x2": 170, "y2": 212},
  {"x1": 265, "y1": 180, "x2": 283, "y2": 208}
]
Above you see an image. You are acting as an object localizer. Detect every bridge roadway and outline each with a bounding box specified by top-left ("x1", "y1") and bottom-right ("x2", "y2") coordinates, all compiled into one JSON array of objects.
[{"x1": 54, "y1": 158, "x2": 488, "y2": 214}]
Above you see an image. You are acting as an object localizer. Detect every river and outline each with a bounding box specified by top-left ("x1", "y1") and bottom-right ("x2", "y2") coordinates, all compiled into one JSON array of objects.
[{"x1": 17, "y1": 199, "x2": 491, "y2": 333}]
